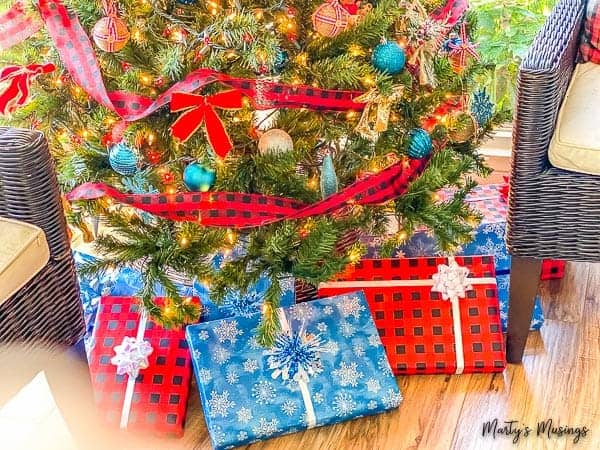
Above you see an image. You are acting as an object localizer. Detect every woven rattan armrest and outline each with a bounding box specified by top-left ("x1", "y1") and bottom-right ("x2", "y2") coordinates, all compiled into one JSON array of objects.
[{"x1": 512, "y1": 0, "x2": 585, "y2": 176}]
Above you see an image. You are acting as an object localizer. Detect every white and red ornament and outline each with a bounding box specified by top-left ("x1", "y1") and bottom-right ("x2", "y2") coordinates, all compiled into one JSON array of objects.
[
  {"x1": 258, "y1": 128, "x2": 294, "y2": 154},
  {"x1": 312, "y1": 0, "x2": 351, "y2": 37},
  {"x1": 92, "y1": 0, "x2": 130, "y2": 53}
]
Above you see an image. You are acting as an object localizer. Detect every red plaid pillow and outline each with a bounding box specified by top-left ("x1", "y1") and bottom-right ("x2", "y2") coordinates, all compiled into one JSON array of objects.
[{"x1": 580, "y1": 1, "x2": 600, "y2": 63}]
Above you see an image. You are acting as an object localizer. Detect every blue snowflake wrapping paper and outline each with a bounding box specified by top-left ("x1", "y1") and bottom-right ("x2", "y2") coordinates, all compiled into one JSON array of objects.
[
  {"x1": 361, "y1": 185, "x2": 544, "y2": 331},
  {"x1": 73, "y1": 249, "x2": 294, "y2": 342},
  {"x1": 497, "y1": 274, "x2": 544, "y2": 331},
  {"x1": 186, "y1": 292, "x2": 402, "y2": 450}
]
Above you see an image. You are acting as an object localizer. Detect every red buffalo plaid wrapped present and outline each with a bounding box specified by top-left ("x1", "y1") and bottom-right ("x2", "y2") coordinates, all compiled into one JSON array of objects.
[
  {"x1": 318, "y1": 256, "x2": 506, "y2": 375},
  {"x1": 88, "y1": 296, "x2": 197, "y2": 437}
]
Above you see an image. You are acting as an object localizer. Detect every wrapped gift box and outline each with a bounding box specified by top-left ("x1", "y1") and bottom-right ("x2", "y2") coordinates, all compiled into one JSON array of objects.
[
  {"x1": 364, "y1": 184, "x2": 564, "y2": 277},
  {"x1": 87, "y1": 296, "x2": 195, "y2": 437},
  {"x1": 362, "y1": 184, "x2": 555, "y2": 331},
  {"x1": 318, "y1": 256, "x2": 506, "y2": 376},
  {"x1": 186, "y1": 292, "x2": 402, "y2": 450},
  {"x1": 74, "y1": 250, "x2": 294, "y2": 341},
  {"x1": 497, "y1": 274, "x2": 544, "y2": 331}
]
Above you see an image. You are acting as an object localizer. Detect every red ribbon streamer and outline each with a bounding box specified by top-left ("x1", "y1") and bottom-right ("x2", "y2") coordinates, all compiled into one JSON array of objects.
[
  {"x1": 34, "y1": 0, "x2": 365, "y2": 121},
  {"x1": 67, "y1": 157, "x2": 429, "y2": 228},
  {"x1": 431, "y1": 0, "x2": 469, "y2": 26},
  {"x1": 0, "y1": 1, "x2": 43, "y2": 50},
  {"x1": 169, "y1": 90, "x2": 244, "y2": 157},
  {"x1": 0, "y1": 62, "x2": 55, "y2": 114}
]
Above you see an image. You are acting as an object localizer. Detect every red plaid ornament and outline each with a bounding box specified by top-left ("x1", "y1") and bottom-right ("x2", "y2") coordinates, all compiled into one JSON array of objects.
[
  {"x1": 88, "y1": 296, "x2": 197, "y2": 437},
  {"x1": 312, "y1": 0, "x2": 351, "y2": 37},
  {"x1": 318, "y1": 256, "x2": 506, "y2": 375},
  {"x1": 92, "y1": 0, "x2": 129, "y2": 53}
]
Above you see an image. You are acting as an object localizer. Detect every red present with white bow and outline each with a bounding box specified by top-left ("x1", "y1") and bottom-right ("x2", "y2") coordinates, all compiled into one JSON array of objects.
[
  {"x1": 318, "y1": 256, "x2": 506, "y2": 375},
  {"x1": 87, "y1": 296, "x2": 197, "y2": 437}
]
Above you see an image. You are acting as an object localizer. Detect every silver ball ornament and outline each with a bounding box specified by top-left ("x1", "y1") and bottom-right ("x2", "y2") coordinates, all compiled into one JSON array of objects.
[{"x1": 258, "y1": 129, "x2": 294, "y2": 154}]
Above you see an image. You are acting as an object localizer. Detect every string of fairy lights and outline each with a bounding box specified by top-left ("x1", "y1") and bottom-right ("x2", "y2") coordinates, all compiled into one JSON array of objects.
[{"x1": 41, "y1": 0, "x2": 480, "y2": 274}]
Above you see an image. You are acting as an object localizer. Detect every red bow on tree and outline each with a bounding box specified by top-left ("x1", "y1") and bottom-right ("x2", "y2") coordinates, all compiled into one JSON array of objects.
[
  {"x1": 169, "y1": 90, "x2": 245, "y2": 158},
  {"x1": 0, "y1": 63, "x2": 55, "y2": 115}
]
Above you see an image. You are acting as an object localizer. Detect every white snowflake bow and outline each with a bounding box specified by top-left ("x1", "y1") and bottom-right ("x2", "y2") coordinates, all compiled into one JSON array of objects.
[
  {"x1": 431, "y1": 259, "x2": 473, "y2": 300},
  {"x1": 110, "y1": 336, "x2": 153, "y2": 378}
]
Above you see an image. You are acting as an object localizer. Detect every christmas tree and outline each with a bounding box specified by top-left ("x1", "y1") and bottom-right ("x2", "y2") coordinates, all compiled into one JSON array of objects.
[{"x1": 0, "y1": 0, "x2": 492, "y2": 344}]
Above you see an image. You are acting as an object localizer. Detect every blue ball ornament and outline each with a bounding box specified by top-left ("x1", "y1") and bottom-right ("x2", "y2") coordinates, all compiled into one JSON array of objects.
[
  {"x1": 108, "y1": 142, "x2": 138, "y2": 176},
  {"x1": 371, "y1": 41, "x2": 406, "y2": 75},
  {"x1": 183, "y1": 162, "x2": 216, "y2": 192},
  {"x1": 176, "y1": 0, "x2": 196, "y2": 5},
  {"x1": 407, "y1": 128, "x2": 433, "y2": 159}
]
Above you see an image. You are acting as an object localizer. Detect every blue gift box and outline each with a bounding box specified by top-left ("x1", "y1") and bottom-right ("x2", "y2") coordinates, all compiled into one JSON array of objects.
[
  {"x1": 497, "y1": 274, "x2": 544, "y2": 331},
  {"x1": 186, "y1": 291, "x2": 402, "y2": 450},
  {"x1": 361, "y1": 185, "x2": 544, "y2": 331},
  {"x1": 73, "y1": 249, "x2": 295, "y2": 340}
]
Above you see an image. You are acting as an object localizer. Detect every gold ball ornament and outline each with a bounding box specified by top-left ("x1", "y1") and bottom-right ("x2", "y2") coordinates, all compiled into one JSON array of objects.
[
  {"x1": 312, "y1": 1, "x2": 351, "y2": 37},
  {"x1": 258, "y1": 129, "x2": 294, "y2": 154},
  {"x1": 448, "y1": 112, "x2": 478, "y2": 143},
  {"x1": 92, "y1": 16, "x2": 130, "y2": 53}
]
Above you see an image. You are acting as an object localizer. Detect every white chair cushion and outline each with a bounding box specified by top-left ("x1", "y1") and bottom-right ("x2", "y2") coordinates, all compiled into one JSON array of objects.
[
  {"x1": 0, "y1": 218, "x2": 50, "y2": 306},
  {"x1": 549, "y1": 62, "x2": 600, "y2": 175}
]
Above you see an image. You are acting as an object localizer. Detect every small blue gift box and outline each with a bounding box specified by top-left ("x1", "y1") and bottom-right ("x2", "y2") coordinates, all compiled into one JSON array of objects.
[{"x1": 186, "y1": 291, "x2": 402, "y2": 450}]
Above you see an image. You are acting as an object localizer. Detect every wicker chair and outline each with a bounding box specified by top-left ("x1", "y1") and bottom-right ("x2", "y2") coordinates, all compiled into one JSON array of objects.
[
  {"x1": 506, "y1": 0, "x2": 598, "y2": 363},
  {"x1": 0, "y1": 127, "x2": 85, "y2": 349}
]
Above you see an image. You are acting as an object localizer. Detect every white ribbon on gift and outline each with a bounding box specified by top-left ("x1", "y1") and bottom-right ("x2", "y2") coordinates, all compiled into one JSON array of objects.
[
  {"x1": 318, "y1": 258, "x2": 496, "y2": 375},
  {"x1": 276, "y1": 308, "x2": 318, "y2": 428},
  {"x1": 110, "y1": 309, "x2": 152, "y2": 429}
]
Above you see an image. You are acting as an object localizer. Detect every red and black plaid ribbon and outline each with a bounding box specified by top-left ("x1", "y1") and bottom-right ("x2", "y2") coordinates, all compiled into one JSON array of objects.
[
  {"x1": 3, "y1": 0, "x2": 469, "y2": 120},
  {"x1": 33, "y1": 0, "x2": 366, "y2": 123},
  {"x1": 0, "y1": 1, "x2": 42, "y2": 50},
  {"x1": 67, "y1": 157, "x2": 429, "y2": 228}
]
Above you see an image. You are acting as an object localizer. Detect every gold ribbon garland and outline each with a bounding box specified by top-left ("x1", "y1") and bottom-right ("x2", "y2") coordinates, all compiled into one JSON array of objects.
[{"x1": 354, "y1": 86, "x2": 404, "y2": 142}]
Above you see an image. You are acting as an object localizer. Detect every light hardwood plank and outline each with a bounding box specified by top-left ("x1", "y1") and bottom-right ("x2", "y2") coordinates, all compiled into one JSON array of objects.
[{"x1": 541, "y1": 262, "x2": 589, "y2": 323}]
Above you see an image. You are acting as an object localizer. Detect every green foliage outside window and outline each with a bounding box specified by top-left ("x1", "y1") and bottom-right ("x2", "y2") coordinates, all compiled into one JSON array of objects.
[{"x1": 471, "y1": 0, "x2": 556, "y2": 119}]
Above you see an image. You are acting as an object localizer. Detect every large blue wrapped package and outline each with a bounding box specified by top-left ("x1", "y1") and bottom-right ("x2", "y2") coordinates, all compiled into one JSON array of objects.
[
  {"x1": 186, "y1": 291, "x2": 402, "y2": 450},
  {"x1": 73, "y1": 249, "x2": 295, "y2": 342},
  {"x1": 362, "y1": 184, "x2": 544, "y2": 331}
]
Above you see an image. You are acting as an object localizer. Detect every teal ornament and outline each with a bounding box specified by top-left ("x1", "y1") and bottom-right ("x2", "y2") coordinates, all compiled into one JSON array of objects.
[
  {"x1": 183, "y1": 162, "x2": 216, "y2": 192},
  {"x1": 108, "y1": 143, "x2": 138, "y2": 176},
  {"x1": 471, "y1": 89, "x2": 494, "y2": 126},
  {"x1": 273, "y1": 49, "x2": 289, "y2": 74},
  {"x1": 371, "y1": 41, "x2": 406, "y2": 75},
  {"x1": 320, "y1": 153, "x2": 338, "y2": 199},
  {"x1": 407, "y1": 128, "x2": 433, "y2": 159}
]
